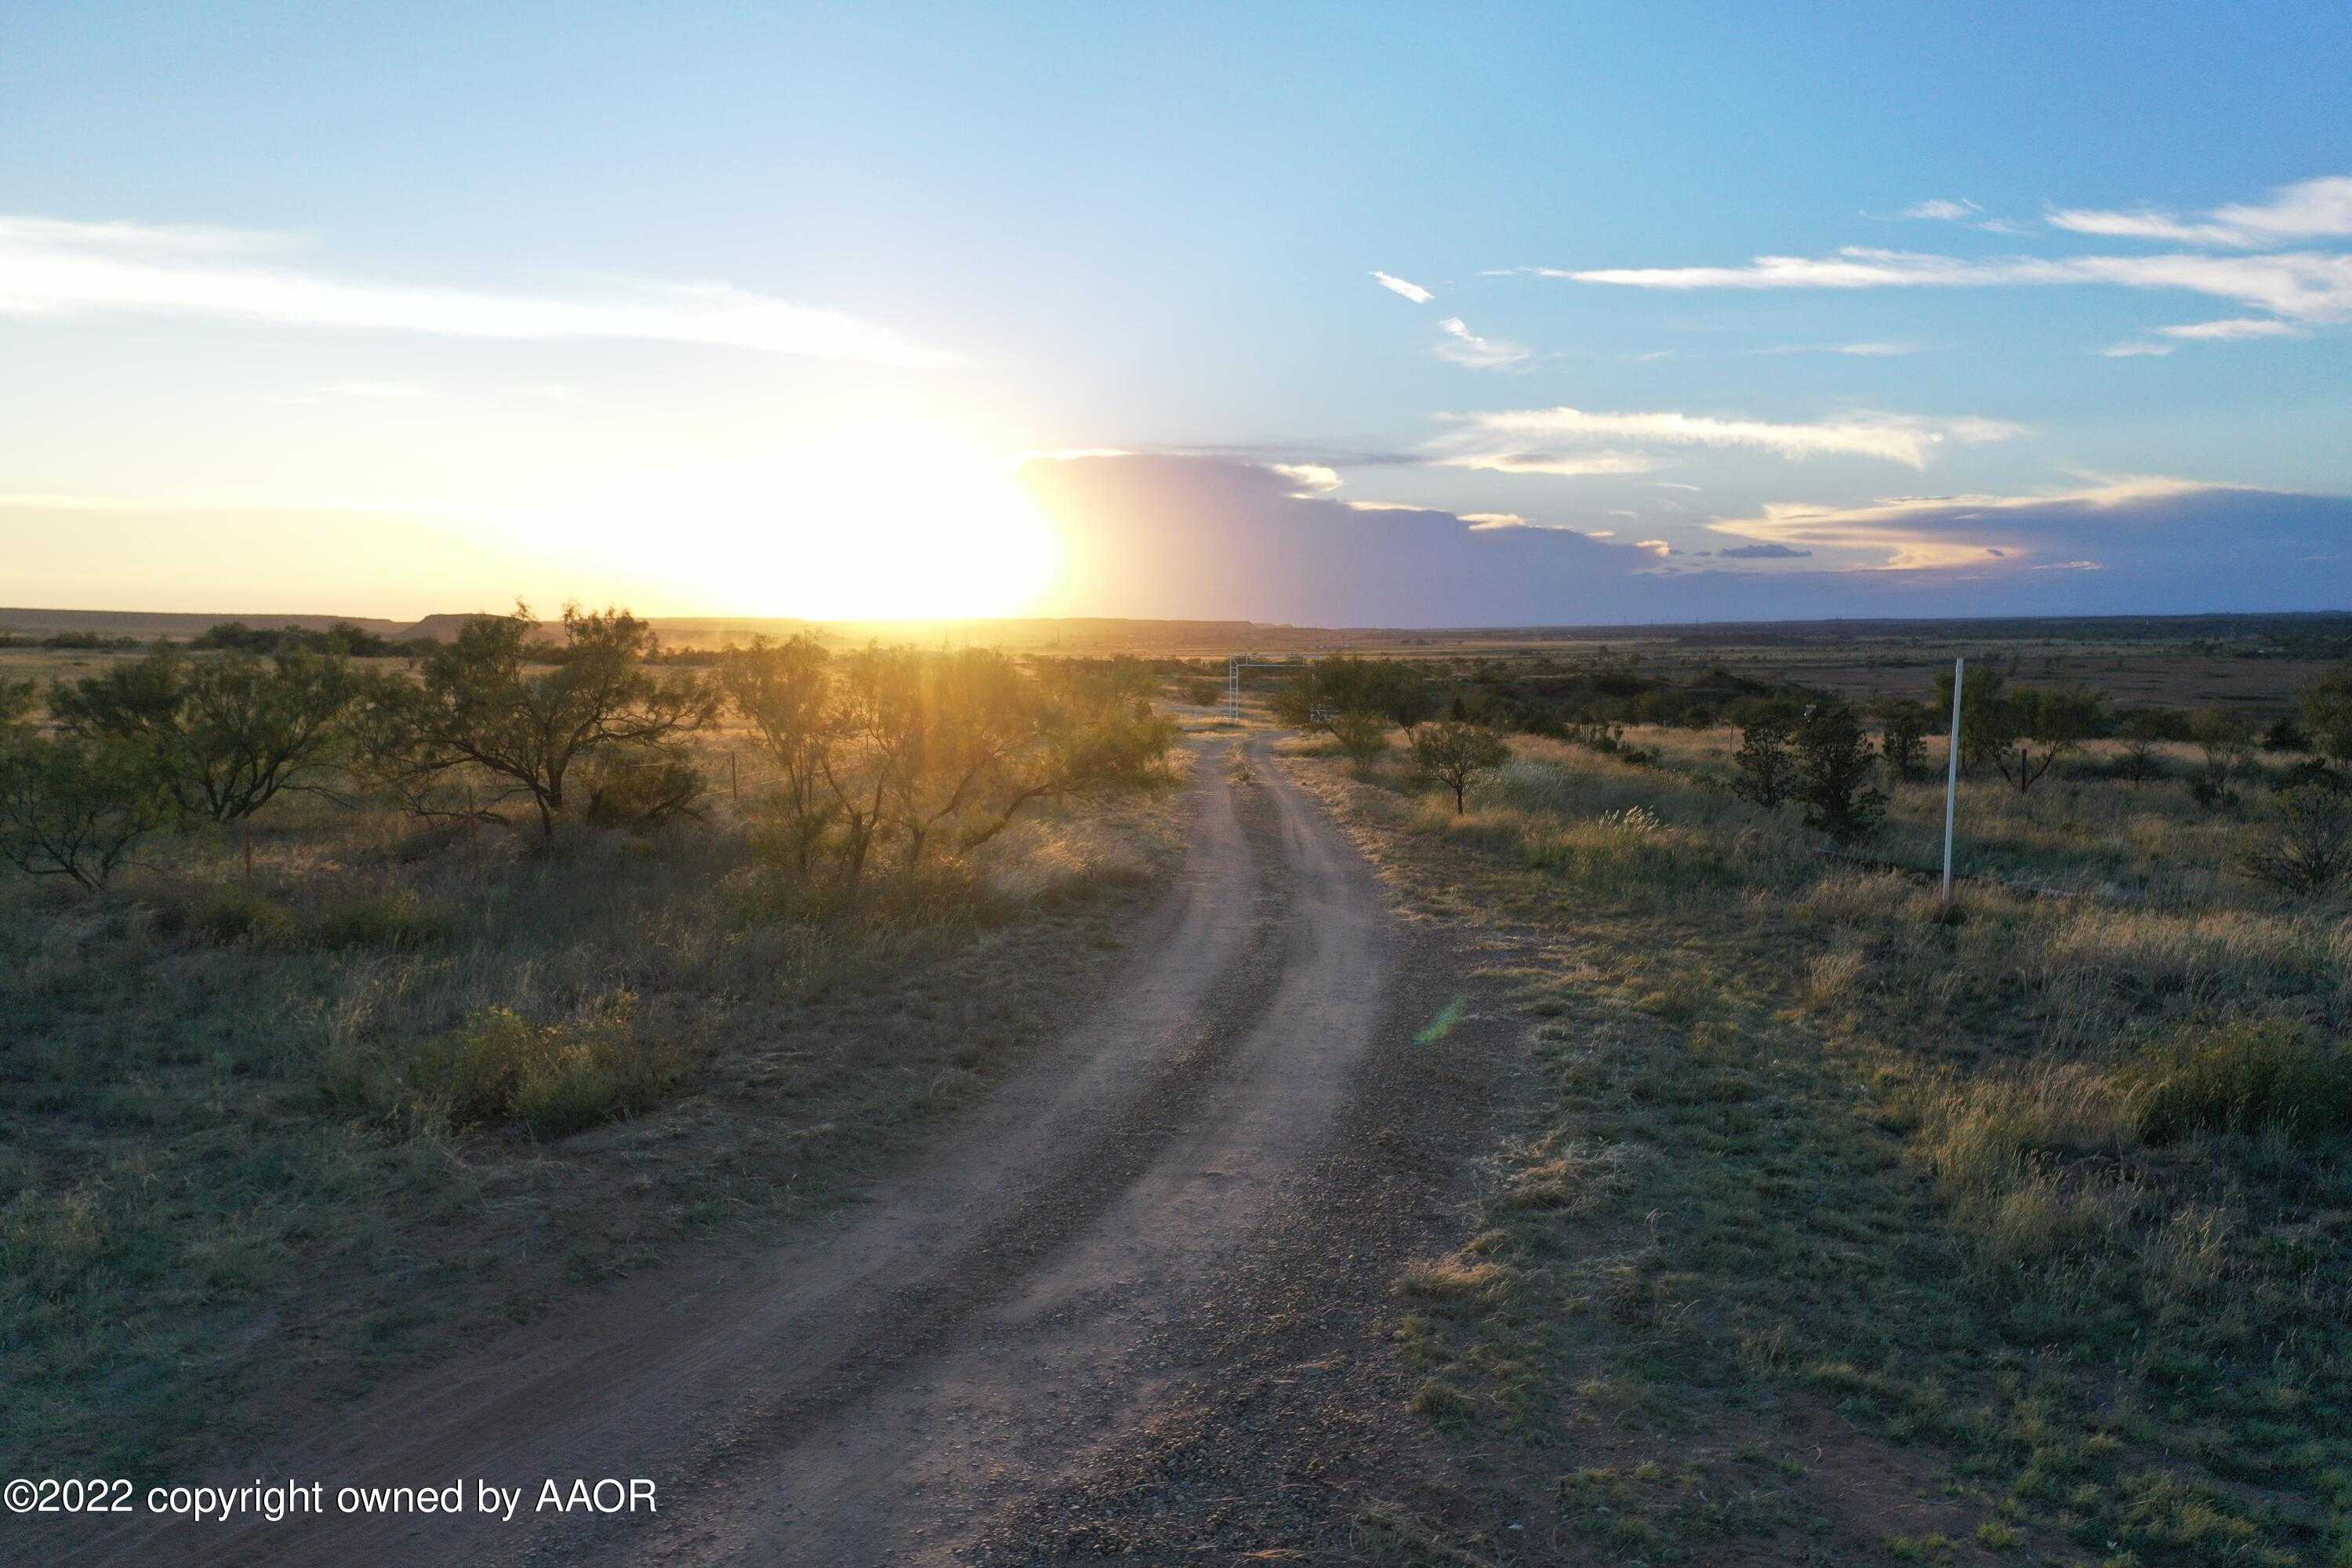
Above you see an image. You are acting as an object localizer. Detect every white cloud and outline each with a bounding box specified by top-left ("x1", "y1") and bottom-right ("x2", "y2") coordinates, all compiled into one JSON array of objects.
[
  {"x1": 1940, "y1": 416, "x2": 2031, "y2": 444},
  {"x1": 0, "y1": 214, "x2": 952, "y2": 365},
  {"x1": 1440, "y1": 448, "x2": 1661, "y2": 478},
  {"x1": 2158, "y1": 317, "x2": 2306, "y2": 340},
  {"x1": 1370, "y1": 270, "x2": 1434, "y2": 303},
  {"x1": 1755, "y1": 339, "x2": 1922, "y2": 357},
  {"x1": 1541, "y1": 245, "x2": 2352, "y2": 323},
  {"x1": 2048, "y1": 175, "x2": 2352, "y2": 248},
  {"x1": 2100, "y1": 340, "x2": 2176, "y2": 358},
  {"x1": 1707, "y1": 474, "x2": 2213, "y2": 568},
  {"x1": 1431, "y1": 406, "x2": 2024, "y2": 473},
  {"x1": 1433, "y1": 315, "x2": 1531, "y2": 368},
  {"x1": 1632, "y1": 539, "x2": 1674, "y2": 557},
  {"x1": 1900, "y1": 198, "x2": 1980, "y2": 221},
  {"x1": 1270, "y1": 462, "x2": 1345, "y2": 494}
]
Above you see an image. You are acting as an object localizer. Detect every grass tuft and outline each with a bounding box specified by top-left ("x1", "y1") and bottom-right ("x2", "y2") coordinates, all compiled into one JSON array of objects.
[
  {"x1": 2124, "y1": 1021, "x2": 2352, "y2": 1145},
  {"x1": 405, "y1": 995, "x2": 684, "y2": 1138},
  {"x1": 307, "y1": 887, "x2": 456, "y2": 949}
]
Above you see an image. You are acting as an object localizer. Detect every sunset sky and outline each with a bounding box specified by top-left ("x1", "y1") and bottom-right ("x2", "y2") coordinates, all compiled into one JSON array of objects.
[{"x1": 4, "y1": 3, "x2": 2349, "y2": 626}]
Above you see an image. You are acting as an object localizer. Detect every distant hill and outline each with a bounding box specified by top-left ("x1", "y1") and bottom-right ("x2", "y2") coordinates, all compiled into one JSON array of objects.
[
  {"x1": 4, "y1": 607, "x2": 1283, "y2": 653},
  {"x1": 0, "y1": 607, "x2": 416, "y2": 640},
  {"x1": 9, "y1": 606, "x2": 2349, "y2": 659}
]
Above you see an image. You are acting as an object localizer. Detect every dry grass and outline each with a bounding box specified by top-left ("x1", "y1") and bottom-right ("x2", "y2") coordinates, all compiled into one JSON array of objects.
[
  {"x1": 0, "y1": 732, "x2": 1192, "y2": 1474},
  {"x1": 1284, "y1": 717, "x2": 2352, "y2": 1565}
]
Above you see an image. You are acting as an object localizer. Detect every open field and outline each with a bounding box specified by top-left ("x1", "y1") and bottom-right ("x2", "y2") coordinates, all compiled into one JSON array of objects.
[
  {"x1": 2, "y1": 625, "x2": 1196, "y2": 1497},
  {"x1": 7, "y1": 615, "x2": 2350, "y2": 1565},
  {"x1": 2, "y1": 726, "x2": 1190, "y2": 1483},
  {"x1": 1280, "y1": 713, "x2": 2352, "y2": 1565}
]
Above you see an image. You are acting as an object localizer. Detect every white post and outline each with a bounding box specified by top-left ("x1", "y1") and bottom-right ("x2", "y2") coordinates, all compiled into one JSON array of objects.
[{"x1": 1941, "y1": 655, "x2": 1964, "y2": 908}]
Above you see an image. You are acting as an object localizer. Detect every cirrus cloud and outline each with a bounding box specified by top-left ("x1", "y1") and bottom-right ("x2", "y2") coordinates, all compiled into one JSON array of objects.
[
  {"x1": 2047, "y1": 175, "x2": 2352, "y2": 249},
  {"x1": 1541, "y1": 246, "x2": 2352, "y2": 324},
  {"x1": 1898, "y1": 198, "x2": 1980, "y2": 222},
  {"x1": 1429, "y1": 405, "x2": 2025, "y2": 474},
  {"x1": 1370, "y1": 270, "x2": 1433, "y2": 303},
  {"x1": 1432, "y1": 316, "x2": 1531, "y2": 369},
  {"x1": 0, "y1": 214, "x2": 953, "y2": 365},
  {"x1": 2159, "y1": 317, "x2": 2307, "y2": 341}
]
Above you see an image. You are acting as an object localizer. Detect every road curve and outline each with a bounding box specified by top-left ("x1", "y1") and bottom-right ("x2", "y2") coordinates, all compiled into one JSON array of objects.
[{"x1": 58, "y1": 733, "x2": 1426, "y2": 1567}]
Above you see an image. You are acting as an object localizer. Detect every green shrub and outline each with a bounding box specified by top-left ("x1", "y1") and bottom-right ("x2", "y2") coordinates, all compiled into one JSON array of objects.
[
  {"x1": 307, "y1": 889, "x2": 455, "y2": 949},
  {"x1": 579, "y1": 748, "x2": 706, "y2": 829},
  {"x1": 2125, "y1": 1023, "x2": 2352, "y2": 1145},
  {"x1": 2234, "y1": 782, "x2": 2352, "y2": 895},
  {"x1": 1794, "y1": 701, "x2": 1886, "y2": 845},
  {"x1": 188, "y1": 884, "x2": 299, "y2": 947},
  {"x1": 408, "y1": 996, "x2": 684, "y2": 1138},
  {"x1": 1731, "y1": 713, "x2": 1798, "y2": 808},
  {"x1": 1328, "y1": 709, "x2": 1390, "y2": 769}
]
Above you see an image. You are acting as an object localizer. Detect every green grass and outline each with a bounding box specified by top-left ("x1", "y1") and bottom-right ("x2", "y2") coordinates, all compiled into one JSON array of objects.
[
  {"x1": 2127, "y1": 1022, "x2": 2352, "y2": 1145},
  {"x1": 1291, "y1": 728, "x2": 2352, "y2": 1566}
]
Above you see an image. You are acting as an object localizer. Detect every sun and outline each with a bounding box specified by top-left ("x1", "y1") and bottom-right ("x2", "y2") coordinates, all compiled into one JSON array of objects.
[
  {"x1": 763, "y1": 428, "x2": 1060, "y2": 621},
  {"x1": 549, "y1": 422, "x2": 1062, "y2": 622}
]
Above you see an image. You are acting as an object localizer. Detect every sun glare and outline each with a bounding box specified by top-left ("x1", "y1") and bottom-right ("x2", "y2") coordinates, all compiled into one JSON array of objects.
[
  {"x1": 770, "y1": 430, "x2": 1060, "y2": 621},
  {"x1": 548, "y1": 423, "x2": 1061, "y2": 622}
]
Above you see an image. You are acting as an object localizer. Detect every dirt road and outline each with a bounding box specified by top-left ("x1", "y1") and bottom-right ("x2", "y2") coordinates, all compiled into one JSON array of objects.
[{"x1": 63, "y1": 735, "x2": 1502, "y2": 1566}]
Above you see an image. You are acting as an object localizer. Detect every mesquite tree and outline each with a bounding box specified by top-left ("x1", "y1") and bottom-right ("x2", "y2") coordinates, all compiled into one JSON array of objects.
[
  {"x1": 822, "y1": 647, "x2": 1179, "y2": 890},
  {"x1": 2301, "y1": 662, "x2": 2352, "y2": 769},
  {"x1": 50, "y1": 646, "x2": 361, "y2": 822},
  {"x1": 1413, "y1": 719, "x2": 1508, "y2": 813},
  {"x1": 720, "y1": 634, "x2": 837, "y2": 873},
  {"x1": 1987, "y1": 687, "x2": 2103, "y2": 793},
  {"x1": 365, "y1": 605, "x2": 716, "y2": 836},
  {"x1": 0, "y1": 688, "x2": 175, "y2": 890}
]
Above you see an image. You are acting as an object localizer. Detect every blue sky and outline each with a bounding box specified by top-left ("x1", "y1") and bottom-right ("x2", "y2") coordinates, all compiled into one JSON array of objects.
[{"x1": 2, "y1": 2, "x2": 2348, "y2": 622}]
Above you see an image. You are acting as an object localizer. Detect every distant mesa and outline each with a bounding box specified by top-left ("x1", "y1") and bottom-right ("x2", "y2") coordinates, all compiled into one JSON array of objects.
[
  {"x1": 1, "y1": 607, "x2": 1278, "y2": 654},
  {"x1": 10, "y1": 605, "x2": 2352, "y2": 656}
]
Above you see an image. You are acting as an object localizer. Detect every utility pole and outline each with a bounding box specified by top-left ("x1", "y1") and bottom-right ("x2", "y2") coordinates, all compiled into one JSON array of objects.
[{"x1": 1942, "y1": 656, "x2": 1964, "y2": 909}]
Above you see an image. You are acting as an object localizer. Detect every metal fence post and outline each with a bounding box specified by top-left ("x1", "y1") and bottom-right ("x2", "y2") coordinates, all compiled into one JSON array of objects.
[{"x1": 1942, "y1": 656, "x2": 1964, "y2": 909}]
